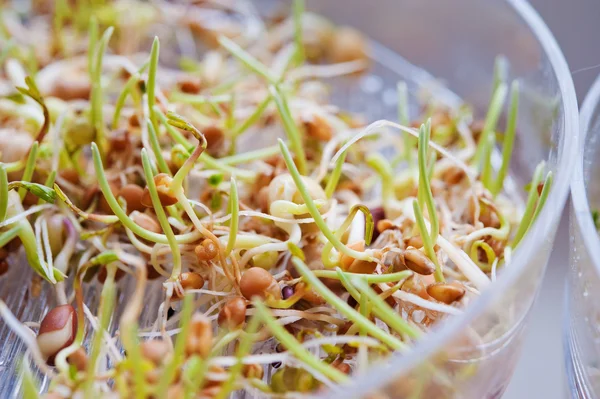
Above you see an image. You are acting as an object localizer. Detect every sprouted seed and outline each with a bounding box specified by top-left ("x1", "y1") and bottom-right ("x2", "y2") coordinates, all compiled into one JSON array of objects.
[{"x1": 0, "y1": 1, "x2": 549, "y2": 398}]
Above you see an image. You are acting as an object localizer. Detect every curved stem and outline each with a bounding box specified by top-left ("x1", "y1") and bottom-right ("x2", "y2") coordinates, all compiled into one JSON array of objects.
[{"x1": 413, "y1": 200, "x2": 444, "y2": 283}]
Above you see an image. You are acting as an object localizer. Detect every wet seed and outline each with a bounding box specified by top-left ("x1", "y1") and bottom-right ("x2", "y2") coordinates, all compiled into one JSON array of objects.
[
  {"x1": 426, "y1": 282, "x2": 466, "y2": 304},
  {"x1": 402, "y1": 248, "x2": 436, "y2": 275},
  {"x1": 217, "y1": 297, "x2": 247, "y2": 330}
]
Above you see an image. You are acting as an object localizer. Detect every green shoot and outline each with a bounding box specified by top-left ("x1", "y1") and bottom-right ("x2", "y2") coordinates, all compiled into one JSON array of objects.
[
  {"x1": 18, "y1": 141, "x2": 39, "y2": 201},
  {"x1": 293, "y1": 0, "x2": 305, "y2": 66},
  {"x1": 292, "y1": 257, "x2": 405, "y2": 350},
  {"x1": 232, "y1": 95, "x2": 272, "y2": 137},
  {"x1": 321, "y1": 204, "x2": 373, "y2": 267},
  {"x1": 413, "y1": 200, "x2": 444, "y2": 282},
  {"x1": 475, "y1": 83, "x2": 508, "y2": 178},
  {"x1": 253, "y1": 300, "x2": 348, "y2": 383},
  {"x1": 156, "y1": 294, "x2": 194, "y2": 397},
  {"x1": 218, "y1": 36, "x2": 277, "y2": 85},
  {"x1": 16, "y1": 77, "x2": 49, "y2": 144},
  {"x1": 226, "y1": 178, "x2": 239, "y2": 255},
  {"x1": 112, "y1": 62, "x2": 149, "y2": 129},
  {"x1": 417, "y1": 121, "x2": 439, "y2": 244},
  {"x1": 88, "y1": 17, "x2": 98, "y2": 74},
  {"x1": 141, "y1": 149, "x2": 182, "y2": 279},
  {"x1": 147, "y1": 37, "x2": 160, "y2": 134},
  {"x1": 146, "y1": 120, "x2": 171, "y2": 175},
  {"x1": 7, "y1": 181, "x2": 56, "y2": 203},
  {"x1": 0, "y1": 165, "x2": 7, "y2": 222},
  {"x1": 279, "y1": 139, "x2": 373, "y2": 263},
  {"x1": 270, "y1": 86, "x2": 307, "y2": 175},
  {"x1": 340, "y1": 273, "x2": 420, "y2": 338},
  {"x1": 469, "y1": 240, "x2": 496, "y2": 272},
  {"x1": 90, "y1": 27, "x2": 114, "y2": 158},
  {"x1": 531, "y1": 171, "x2": 553, "y2": 223},
  {"x1": 325, "y1": 150, "x2": 346, "y2": 199},
  {"x1": 366, "y1": 153, "x2": 394, "y2": 203},
  {"x1": 511, "y1": 162, "x2": 545, "y2": 247},
  {"x1": 492, "y1": 81, "x2": 519, "y2": 196},
  {"x1": 310, "y1": 269, "x2": 412, "y2": 283}
]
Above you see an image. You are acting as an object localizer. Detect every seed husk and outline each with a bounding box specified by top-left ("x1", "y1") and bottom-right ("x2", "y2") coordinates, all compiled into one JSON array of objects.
[{"x1": 402, "y1": 248, "x2": 435, "y2": 275}]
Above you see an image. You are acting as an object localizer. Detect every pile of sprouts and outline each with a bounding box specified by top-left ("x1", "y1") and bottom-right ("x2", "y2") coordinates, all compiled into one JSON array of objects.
[{"x1": 0, "y1": 0, "x2": 552, "y2": 398}]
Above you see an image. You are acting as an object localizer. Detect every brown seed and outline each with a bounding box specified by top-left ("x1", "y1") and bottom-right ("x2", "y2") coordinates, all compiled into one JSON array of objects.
[
  {"x1": 426, "y1": 282, "x2": 466, "y2": 304},
  {"x1": 0, "y1": 247, "x2": 8, "y2": 260},
  {"x1": 296, "y1": 282, "x2": 325, "y2": 305},
  {"x1": 195, "y1": 239, "x2": 219, "y2": 262},
  {"x1": 167, "y1": 383, "x2": 184, "y2": 399},
  {"x1": 336, "y1": 362, "x2": 351, "y2": 375},
  {"x1": 141, "y1": 174, "x2": 177, "y2": 208},
  {"x1": 329, "y1": 26, "x2": 369, "y2": 64},
  {"x1": 401, "y1": 276, "x2": 429, "y2": 300},
  {"x1": 242, "y1": 363, "x2": 264, "y2": 380},
  {"x1": 49, "y1": 75, "x2": 91, "y2": 101},
  {"x1": 376, "y1": 219, "x2": 395, "y2": 233},
  {"x1": 37, "y1": 305, "x2": 77, "y2": 363},
  {"x1": 203, "y1": 125, "x2": 225, "y2": 157},
  {"x1": 405, "y1": 235, "x2": 423, "y2": 249},
  {"x1": 347, "y1": 259, "x2": 378, "y2": 275},
  {"x1": 304, "y1": 115, "x2": 332, "y2": 141},
  {"x1": 442, "y1": 166, "x2": 466, "y2": 185},
  {"x1": 110, "y1": 129, "x2": 131, "y2": 152},
  {"x1": 67, "y1": 348, "x2": 88, "y2": 372},
  {"x1": 217, "y1": 297, "x2": 247, "y2": 329},
  {"x1": 131, "y1": 212, "x2": 162, "y2": 234},
  {"x1": 119, "y1": 184, "x2": 145, "y2": 213},
  {"x1": 402, "y1": 248, "x2": 436, "y2": 276},
  {"x1": 339, "y1": 241, "x2": 365, "y2": 271},
  {"x1": 98, "y1": 181, "x2": 121, "y2": 214},
  {"x1": 140, "y1": 339, "x2": 171, "y2": 366},
  {"x1": 47, "y1": 215, "x2": 66, "y2": 257},
  {"x1": 178, "y1": 77, "x2": 202, "y2": 94},
  {"x1": 174, "y1": 272, "x2": 205, "y2": 300},
  {"x1": 185, "y1": 313, "x2": 213, "y2": 358},
  {"x1": 239, "y1": 267, "x2": 281, "y2": 301}
]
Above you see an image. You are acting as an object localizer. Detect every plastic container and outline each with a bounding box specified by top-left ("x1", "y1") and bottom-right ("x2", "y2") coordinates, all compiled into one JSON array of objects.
[
  {"x1": 0, "y1": 1, "x2": 577, "y2": 398},
  {"x1": 565, "y1": 75, "x2": 600, "y2": 399}
]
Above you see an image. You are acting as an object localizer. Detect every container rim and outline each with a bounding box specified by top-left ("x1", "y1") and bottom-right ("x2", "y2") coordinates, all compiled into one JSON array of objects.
[
  {"x1": 571, "y1": 72, "x2": 600, "y2": 300},
  {"x1": 333, "y1": 1, "x2": 578, "y2": 397}
]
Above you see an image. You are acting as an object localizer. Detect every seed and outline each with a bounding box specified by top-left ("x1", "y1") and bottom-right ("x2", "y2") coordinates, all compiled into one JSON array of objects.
[
  {"x1": 174, "y1": 272, "x2": 205, "y2": 300},
  {"x1": 131, "y1": 212, "x2": 162, "y2": 234},
  {"x1": 37, "y1": 305, "x2": 77, "y2": 363},
  {"x1": 329, "y1": 26, "x2": 368, "y2": 64},
  {"x1": 442, "y1": 166, "x2": 466, "y2": 185},
  {"x1": 203, "y1": 125, "x2": 225, "y2": 156},
  {"x1": 110, "y1": 129, "x2": 130, "y2": 152},
  {"x1": 304, "y1": 115, "x2": 332, "y2": 141},
  {"x1": 347, "y1": 259, "x2": 377, "y2": 274},
  {"x1": 98, "y1": 181, "x2": 120, "y2": 214},
  {"x1": 370, "y1": 206, "x2": 385, "y2": 241},
  {"x1": 242, "y1": 363, "x2": 264, "y2": 380},
  {"x1": 402, "y1": 248, "x2": 436, "y2": 275},
  {"x1": 119, "y1": 184, "x2": 145, "y2": 213},
  {"x1": 167, "y1": 384, "x2": 184, "y2": 399},
  {"x1": 178, "y1": 77, "x2": 202, "y2": 94},
  {"x1": 0, "y1": 248, "x2": 7, "y2": 260},
  {"x1": 426, "y1": 282, "x2": 466, "y2": 304},
  {"x1": 217, "y1": 297, "x2": 247, "y2": 329},
  {"x1": 194, "y1": 238, "x2": 219, "y2": 262},
  {"x1": 281, "y1": 286, "x2": 294, "y2": 300},
  {"x1": 141, "y1": 174, "x2": 177, "y2": 208},
  {"x1": 295, "y1": 282, "x2": 325, "y2": 305},
  {"x1": 401, "y1": 276, "x2": 429, "y2": 300},
  {"x1": 376, "y1": 219, "x2": 395, "y2": 233},
  {"x1": 140, "y1": 339, "x2": 171, "y2": 366},
  {"x1": 336, "y1": 362, "x2": 351, "y2": 374},
  {"x1": 405, "y1": 235, "x2": 423, "y2": 249},
  {"x1": 49, "y1": 75, "x2": 91, "y2": 101},
  {"x1": 67, "y1": 348, "x2": 88, "y2": 372},
  {"x1": 339, "y1": 240, "x2": 365, "y2": 270},
  {"x1": 186, "y1": 313, "x2": 213, "y2": 358},
  {"x1": 347, "y1": 295, "x2": 358, "y2": 308},
  {"x1": 0, "y1": 128, "x2": 33, "y2": 164},
  {"x1": 239, "y1": 267, "x2": 281, "y2": 301},
  {"x1": 59, "y1": 169, "x2": 80, "y2": 185}
]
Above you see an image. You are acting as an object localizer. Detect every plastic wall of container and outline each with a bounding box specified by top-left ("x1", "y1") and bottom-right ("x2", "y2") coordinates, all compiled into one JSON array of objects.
[
  {"x1": 305, "y1": 0, "x2": 577, "y2": 398},
  {"x1": 566, "y1": 74, "x2": 600, "y2": 399}
]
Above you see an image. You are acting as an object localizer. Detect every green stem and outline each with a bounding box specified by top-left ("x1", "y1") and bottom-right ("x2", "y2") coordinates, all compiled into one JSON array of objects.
[
  {"x1": 141, "y1": 149, "x2": 182, "y2": 279},
  {"x1": 147, "y1": 37, "x2": 160, "y2": 134},
  {"x1": 311, "y1": 269, "x2": 412, "y2": 283},
  {"x1": 493, "y1": 80, "x2": 519, "y2": 196},
  {"x1": 18, "y1": 141, "x2": 39, "y2": 201},
  {"x1": 253, "y1": 300, "x2": 348, "y2": 383},
  {"x1": 232, "y1": 95, "x2": 272, "y2": 137},
  {"x1": 279, "y1": 140, "x2": 373, "y2": 263},
  {"x1": 270, "y1": 86, "x2": 307, "y2": 175},
  {"x1": 474, "y1": 83, "x2": 508, "y2": 175},
  {"x1": 91, "y1": 27, "x2": 114, "y2": 158},
  {"x1": 218, "y1": 144, "x2": 281, "y2": 165},
  {"x1": 0, "y1": 165, "x2": 7, "y2": 222},
  {"x1": 218, "y1": 36, "x2": 277, "y2": 84},
  {"x1": 226, "y1": 178, "x2": 239, "y2": 255},
  {"x1": 413, "y1": 200, "x2": 444, "y2": 283},
  {"x1": 292, "y1": 257, "x2": 404, "y2": 350},
  {"x1": 146, "y1": 120, "x2": 171, "y2": 175},
  {"x1": 293, "y1": 0, "x2": 305, "y2": 67},
  {"x1": 511, "y1": 162, "x2": 544, "y2": 247},
  {"x1": 417, "y1": 121, "x2": 439, "y2": 244},
  {"x1": 325, "y1": 150, "x2": 346, "y2": 199}
]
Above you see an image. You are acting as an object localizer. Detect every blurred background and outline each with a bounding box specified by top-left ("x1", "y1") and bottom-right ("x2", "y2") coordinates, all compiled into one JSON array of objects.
[{"x1": 505, "y1": 1, "x2": 600, "y2": 398}]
